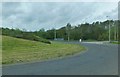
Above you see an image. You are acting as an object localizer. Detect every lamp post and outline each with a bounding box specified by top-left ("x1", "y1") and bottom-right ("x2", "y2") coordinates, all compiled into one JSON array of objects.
[
  {"x1": 113, "y1": 22, "x2": 116, "y2": 41},
  {"x1": 66, "y1": 25, "x2": 70, "y2": 42},
  {"x1": 54, "y1": 28, "x2": 57, "y2": 40},
  {"x1": 109, "y1": 21, "x2": 111, "y2": 43},
  {"x1": 66, "y1": 23, "x2": 71, "y2": 42},
  {"x1": 106, "y1": 16, "x2": 111, "y2": 43}
]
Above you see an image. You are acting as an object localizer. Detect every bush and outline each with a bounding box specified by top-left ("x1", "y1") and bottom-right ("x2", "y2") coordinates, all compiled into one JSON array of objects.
[
  {"x1": 35, "y1": 36, "x2": 51, "y2": 44},
  {"x1": 15, "y1": 33, "x2": 51, "y2": 44}
]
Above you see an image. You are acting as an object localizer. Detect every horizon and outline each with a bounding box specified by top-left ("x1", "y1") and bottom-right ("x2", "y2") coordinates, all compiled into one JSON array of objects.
[
  {"x1": 1, "y1": 19, "x2": 118, "y2": 32},
  {"x1": 2, "y1": 2, "x2": 118, "y2": 31}
]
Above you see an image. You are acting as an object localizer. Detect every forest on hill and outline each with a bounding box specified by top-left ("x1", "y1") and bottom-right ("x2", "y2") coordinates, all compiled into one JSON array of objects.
[{"x1": 1, "y1": 20, "x2": 120, "y2": 42}]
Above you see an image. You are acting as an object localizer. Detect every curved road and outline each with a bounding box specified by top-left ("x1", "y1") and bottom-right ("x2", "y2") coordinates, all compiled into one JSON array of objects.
[{"x1": 2, "y1": 42, "x2": 118, "y2": 75}]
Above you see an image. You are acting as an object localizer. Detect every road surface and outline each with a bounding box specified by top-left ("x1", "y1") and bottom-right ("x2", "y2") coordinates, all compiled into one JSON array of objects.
[{"x1": 2, "y1": 42, "x2": 118, "y2": 75}]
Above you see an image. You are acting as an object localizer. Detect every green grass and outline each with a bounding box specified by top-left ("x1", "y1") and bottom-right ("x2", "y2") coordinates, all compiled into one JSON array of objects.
[
  {"x1": 15, "y1": 33, "x2": 51, "y2": 44},
  {"x1": 83, "y1": 39, "x2": 98, "y2": 42},
  {"x1": 111, "y1": 41, "x2": 120, "y2": 44},
  {"x1": 2, "y1": 35, "x2": 85, "y2": 64}
]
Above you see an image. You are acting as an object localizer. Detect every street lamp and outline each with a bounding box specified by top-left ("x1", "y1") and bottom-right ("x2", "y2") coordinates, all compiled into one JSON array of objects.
[
  {"x1": 54, "y1": 28, "x2": 57, "y2": 40},
  {"x1": 66, "y1": 23, "x2": 71, "y2": 42},
  {"x1": 66, "y1": 25, "x2": 70, "y2": 41},
  {"x1": 113, "y1": 22, "x2": 116, "y2": 41},
  {"x1": 106, "y1": 16, "x2": 111, "y2": 43}
]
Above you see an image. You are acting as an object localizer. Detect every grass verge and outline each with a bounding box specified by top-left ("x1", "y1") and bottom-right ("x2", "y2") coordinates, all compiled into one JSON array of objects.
[
  {"x1": 111, "y1": 41, "x2": 120, "y2": 44},
  {"x1": 2, "y1": 35, "x2": 85, "y2": 64}
]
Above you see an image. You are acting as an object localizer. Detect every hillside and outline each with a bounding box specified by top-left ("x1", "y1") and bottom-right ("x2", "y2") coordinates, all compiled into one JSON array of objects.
[{"x1": 2, "y1": 35, "x2": 85, "y2": 64}]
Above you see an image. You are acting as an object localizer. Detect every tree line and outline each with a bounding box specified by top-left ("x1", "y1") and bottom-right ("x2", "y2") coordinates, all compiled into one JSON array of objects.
[{"x1": 1, "y1": 20, "x2": 120, "y2": 42}]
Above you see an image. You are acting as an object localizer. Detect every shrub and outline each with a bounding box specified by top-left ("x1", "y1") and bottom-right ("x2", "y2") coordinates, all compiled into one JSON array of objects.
[
  {"x1": 15, "y1": 33, "x2": 51, "y2": 44},
  {"x1": 35, "y1": 36, "x2": 51, "y2": 44}
]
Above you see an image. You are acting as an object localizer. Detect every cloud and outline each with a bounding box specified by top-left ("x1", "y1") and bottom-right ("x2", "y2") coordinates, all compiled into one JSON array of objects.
[
  {"x1": 90, "y1": 7, "x2": 118, "y2": 23},
  {"x1": 2, "y1": 2, "x2": 118, "y2": 31}
]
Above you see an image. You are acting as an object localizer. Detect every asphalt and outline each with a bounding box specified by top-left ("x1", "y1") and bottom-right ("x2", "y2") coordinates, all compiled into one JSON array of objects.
[{"x1": 2, "y1": 42, "x2": 118, "y2": 75}]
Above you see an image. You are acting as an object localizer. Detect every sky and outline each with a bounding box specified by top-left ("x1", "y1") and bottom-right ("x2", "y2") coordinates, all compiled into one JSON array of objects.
[{"x1": 1, "y1": 2, "x2": 118, "y2": 31}]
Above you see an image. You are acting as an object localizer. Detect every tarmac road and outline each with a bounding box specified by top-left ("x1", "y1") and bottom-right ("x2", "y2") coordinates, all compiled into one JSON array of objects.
[{"x1": 2, "y1": 42, "x2": 118, "y2": 75}]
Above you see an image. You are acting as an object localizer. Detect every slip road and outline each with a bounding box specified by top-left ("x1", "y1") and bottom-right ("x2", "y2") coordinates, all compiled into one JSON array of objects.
[{"x1": 2, "y1": 42, "x2": 118, "y2": 75}]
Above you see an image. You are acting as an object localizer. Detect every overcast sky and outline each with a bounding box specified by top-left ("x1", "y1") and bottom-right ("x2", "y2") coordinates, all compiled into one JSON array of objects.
[{"x1": 2, "y1": 2, "x2": 118, "y2": 31}]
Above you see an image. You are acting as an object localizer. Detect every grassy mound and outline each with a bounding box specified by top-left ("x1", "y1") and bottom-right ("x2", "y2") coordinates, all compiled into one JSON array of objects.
[
  {"x1": 16, "y1": 33, "x2": 51, "y2": 44},
  {"x1": 2, "y1": 35, "x2": 85, "y2": 64}
]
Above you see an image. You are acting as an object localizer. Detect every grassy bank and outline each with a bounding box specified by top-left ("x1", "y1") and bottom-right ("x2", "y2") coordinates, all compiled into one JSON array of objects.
[
  {"x1": 111, "y1": 41, "x2": 120, "y2": 44},
  {"x1": 2, "y1": 36, "x2": 85, "y2": 64}
]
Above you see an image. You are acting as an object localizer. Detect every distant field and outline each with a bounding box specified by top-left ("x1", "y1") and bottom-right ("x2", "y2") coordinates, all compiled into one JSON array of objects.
[{"x1": 2, "y1": 36, "x2": 85, "y2": 64}]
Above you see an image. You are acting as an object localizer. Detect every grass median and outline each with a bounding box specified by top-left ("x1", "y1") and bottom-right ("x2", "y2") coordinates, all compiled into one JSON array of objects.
[{"x1": 2, "y1": 36, "x2": 85, "y2": 64}]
